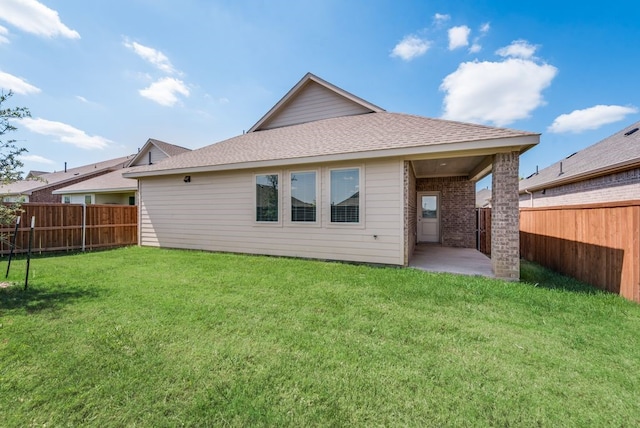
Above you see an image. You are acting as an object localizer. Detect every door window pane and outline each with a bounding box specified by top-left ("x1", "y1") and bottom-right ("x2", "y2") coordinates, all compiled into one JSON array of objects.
[
  {"x1": 421, "y1": 196, "x2": 437, "y2": 218},
  {"x1": 291, "y1": 172, "x2": 316, "y2": 222},
  {"x1": 256, "y1": 174, "x2": 279, "y2": 222},
  {"x1": 331, "y1": 169, "x2": 359, "y2": 223}
]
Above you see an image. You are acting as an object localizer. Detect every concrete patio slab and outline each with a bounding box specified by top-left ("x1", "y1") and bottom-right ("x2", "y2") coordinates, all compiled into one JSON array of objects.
[{"x1": 409, "y1": 244, "x2": 494, "y2": 278}]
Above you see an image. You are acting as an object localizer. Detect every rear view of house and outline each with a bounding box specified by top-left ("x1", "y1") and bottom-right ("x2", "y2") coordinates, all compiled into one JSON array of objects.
[{"x1": 125, "y1": 73, "x2": 539, "y2": 279}]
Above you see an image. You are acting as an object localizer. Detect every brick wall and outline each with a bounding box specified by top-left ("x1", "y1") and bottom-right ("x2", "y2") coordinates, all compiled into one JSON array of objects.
[
  {"x1": 404, "y1": 161, "x2": 417, "y2": 265},
  {"x1": 416, "y1": 176, "x2": 475, "y2": 248},
  {"x1": 492, "y1": 152, "x2": 519, "y2": 280},
  {"x1": 519, "y1": 167, "x2": 640, "y2": 208}
]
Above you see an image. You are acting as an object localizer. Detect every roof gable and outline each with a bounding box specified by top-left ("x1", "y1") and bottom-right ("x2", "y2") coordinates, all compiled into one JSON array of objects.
[
  {"x1": 519, "y1": 120, "x2": 640, "y2": 192},
  {"x1": 248, "y1": 72, "x2": 384, "y2": 132},
  {"x1": 128, "y1": 138, "x2": 191, "y2": 167}
]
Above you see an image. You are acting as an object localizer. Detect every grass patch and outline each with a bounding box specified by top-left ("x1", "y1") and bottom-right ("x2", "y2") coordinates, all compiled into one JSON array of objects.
[{"x1": 1, "y1": 247, "x2": 639, "y2": 426}]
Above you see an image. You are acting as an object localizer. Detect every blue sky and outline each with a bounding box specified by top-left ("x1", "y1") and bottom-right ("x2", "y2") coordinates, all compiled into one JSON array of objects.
[{"x1": 0, "y1": 0, "x2": 638, "y2": 189}]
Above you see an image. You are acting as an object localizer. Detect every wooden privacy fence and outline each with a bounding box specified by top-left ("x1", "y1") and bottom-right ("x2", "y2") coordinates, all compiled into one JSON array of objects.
[
  {"x1": 520, "y1": 201, "x2": 640, "y2": 303},
  {"x1": 476, "y1": 208, "x2": 491, "y2": 255},
  {"x1": 0, "y1": 203, "x2": 137, "y2": 255}
]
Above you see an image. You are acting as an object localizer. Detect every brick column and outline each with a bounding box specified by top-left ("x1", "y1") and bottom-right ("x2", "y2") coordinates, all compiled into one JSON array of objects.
[{"x1": 491, "y1": 152, "x2": 520, "y2": 280}]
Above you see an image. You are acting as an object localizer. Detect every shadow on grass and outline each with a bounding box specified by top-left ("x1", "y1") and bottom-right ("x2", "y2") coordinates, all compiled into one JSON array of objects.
[
  {"x1": 520, "y1": 260, "x2": 604, "y2": 295},
  {"x1": 0, "y1": 285, "x2": 102, "y2": 313}
]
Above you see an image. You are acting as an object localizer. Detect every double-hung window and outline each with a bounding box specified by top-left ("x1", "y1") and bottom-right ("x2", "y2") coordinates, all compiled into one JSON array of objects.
[
  {"x1": 291, "y1": 171, "x2": 316, "y2": 222},
  {"x1": 330, "y1": 168, "x2": 360, "y2": 223},
  {"x1": 256, "y1": 174, "x2": 279, "y2": 222}
]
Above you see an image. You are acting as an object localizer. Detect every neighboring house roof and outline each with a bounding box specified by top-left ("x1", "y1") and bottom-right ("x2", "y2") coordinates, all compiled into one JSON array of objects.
[
  {"x1": 127, "y1": 138, "x2": 191, "y2": 166},
  {"x1": 52, "y1": 170, "x2": 137, "y2": 195},
  {"x1": 520, "y1": 121, "x2": 640, "y2": 192},
  {"x1": 476, "y1": 188, "x2": 492, "y2": 208},
  {"x1": 0, "y1": 156, "x2": 132, "y2": 196},
  {"x1": 125, "y1": 112, "x2": 538, "y2": 178},
  {"x1": 25, "y1": 170, "x2": 50, "y2": 179},
  {"x1": 54, "y1": 139, "x2": 191, "y2": 195}
]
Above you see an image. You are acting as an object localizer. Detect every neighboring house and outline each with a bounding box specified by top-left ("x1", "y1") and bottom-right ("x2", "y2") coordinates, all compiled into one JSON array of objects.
[
  {"x1": 0, "y1": 156, "x2": 132, "y2": 203},
  {"x1": 476, "y1": 188, "x2": 492, "y2": 208},
  {"x1": 125, "y1": 73, "x2": 539, "y2": 279},
  {"x1": 519, "y1": 121, "x2": 640, "y2": 207},
  {"x1": 53, "y1": 139, "x2": 190, "y2": 205}
]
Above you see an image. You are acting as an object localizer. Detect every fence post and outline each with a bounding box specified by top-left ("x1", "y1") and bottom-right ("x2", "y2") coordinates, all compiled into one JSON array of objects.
[{"x1": 82, "y1": 203, "x2": 86, "y2": 252}]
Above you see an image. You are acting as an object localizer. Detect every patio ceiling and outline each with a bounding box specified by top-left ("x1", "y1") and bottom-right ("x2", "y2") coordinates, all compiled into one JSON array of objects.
[{"x1": 411, "y1": 154, "x2": 492, "y2": 181}]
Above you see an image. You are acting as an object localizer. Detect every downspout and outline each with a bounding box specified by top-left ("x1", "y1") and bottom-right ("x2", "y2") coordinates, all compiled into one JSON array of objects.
[{"x1": 524, "y1": 189, "x2": 533, "y2": 208}]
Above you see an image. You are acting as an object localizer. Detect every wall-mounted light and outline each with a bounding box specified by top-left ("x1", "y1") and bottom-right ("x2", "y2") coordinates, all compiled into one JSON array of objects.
[{"x1": 183, "y1": 176, "x2": 191, "y2": 183}]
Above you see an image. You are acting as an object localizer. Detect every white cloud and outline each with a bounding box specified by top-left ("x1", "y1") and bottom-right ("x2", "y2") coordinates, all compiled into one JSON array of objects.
[
  {"x1": 20, "y1": 154, "x2": 55, "y2": 165},
  {"x1": 0, "y1": 70, "x2": 41, "y2": 94},
  {"x1": 548, "y1": 105, "x2": 639, "y2": 133},
  {"x1": 76, "y1": 95, "x2": 88, "y2": 103},
  {"x1": 19, "y1": 118, "x2": 111, "y2": 149},
  {"x1": 0, "y1": 0, "x2": 79, "y2": 39},
  {"x1": 480, "y1": 22, "x2": 491, "y2": 34},
  {"x1": 496, "y1": 40, "x2": 538, "y2": 59},
  {"x1": 390, "y1": 35, "x2": 431, "y2": 61},
  {"x1": 448, "y1": 25, "x2": 471, "y2": 50},
  {"x1": 440, "y1": 58, "x2": 558, "y2": 126},
  {"x1": 434, "y1": 13, "x2": 450, "y2": 24},
  {"x1": 0, "y1": 25, "x2": 9, "y2": 44},
  {"x1": 469, "y1": 43, "x2": 481, "y2": 53},
  {"x1": 139, "y1": 77, "x2": 190, "y2": 106},
  {"x1": 124, "y1": 40, "x2": 176, "y2": 74}
]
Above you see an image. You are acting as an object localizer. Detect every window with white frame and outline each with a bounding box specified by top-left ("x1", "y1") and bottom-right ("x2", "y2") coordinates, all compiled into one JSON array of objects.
[
  {"x1": 330, "y1": 168, "x2": 360, "y2": 223},
  {"x1": 291, "y1": 171, "x2": 316, "y2": 222},
  {"x1": 256, "y1": 174, "x2": 279, "y2": 222}
]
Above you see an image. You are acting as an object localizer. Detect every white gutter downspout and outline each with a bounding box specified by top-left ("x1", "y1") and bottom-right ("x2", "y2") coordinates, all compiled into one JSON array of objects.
[{"x1": 524, "y1": 189, "x2": 533, "y2": 208}]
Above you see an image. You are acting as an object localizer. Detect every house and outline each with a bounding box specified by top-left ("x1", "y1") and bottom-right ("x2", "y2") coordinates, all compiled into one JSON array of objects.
[
  {"x1": 53, "y1": 139, "x2": 190, "y2": 205},
  {"x1": 476, "y1": 188, "x2": 492, "y2": 208},
  {"x1": 519, "y1": 121, "x2": 640, "y2": 207},
  {"x1": 0, "y1": 156, "x2": 132, "y2": 203},
  {"x1": 124, "y1": 73, "x2": 539, "y2": 279}
]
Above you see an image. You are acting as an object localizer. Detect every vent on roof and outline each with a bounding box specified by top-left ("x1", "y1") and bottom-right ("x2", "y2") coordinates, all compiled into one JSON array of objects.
[
  {"x1": 624, "y1": 127, "x2": 639, "y2": 136},
  {"x1": 566, "y1": 152, "x2": 577, "y2": 159}
]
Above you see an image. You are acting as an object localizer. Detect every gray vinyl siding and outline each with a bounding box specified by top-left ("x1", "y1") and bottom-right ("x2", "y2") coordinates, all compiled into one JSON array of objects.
[
  {"x1": 131, "y1": 145, "x2": 168, "y2": 166},
  {"x1": 138, "y1": 159, "x2": 404, "y2": 265},
  {"x1": 261, "y1": 83, "x2": 372, "y2": 130}
]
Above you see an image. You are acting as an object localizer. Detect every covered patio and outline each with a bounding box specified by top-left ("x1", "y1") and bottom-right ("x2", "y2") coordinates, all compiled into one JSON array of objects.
[{"x1": 409, "y1": 244, "x2": 494, "y2": 278}]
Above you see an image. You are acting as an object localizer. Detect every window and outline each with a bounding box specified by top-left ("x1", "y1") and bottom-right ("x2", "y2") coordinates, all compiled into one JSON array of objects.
[
  {"x1": 330, "y1": 168, "x2": 359, "y2": 223},
  {"x1": 128, "y1": 196, "x2": 136, "y2": 206},
  {"x1": 63, "y1": 196, "x2": 70, "y2": 204},
  {"x1": 256, "y1": 174, "x2": 279, "y2": 222},
  {"x1": 84, "y1": 195, "x2": 92, "y2": 205},
  {"x1": 291, "y1": 171, "x2": 316, "y2": 222}
]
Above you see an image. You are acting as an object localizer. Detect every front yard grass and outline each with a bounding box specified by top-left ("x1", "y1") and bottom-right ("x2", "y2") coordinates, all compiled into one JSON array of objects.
[{"x1": 1, "y1": 247, "x2": 639, "y2": 426}]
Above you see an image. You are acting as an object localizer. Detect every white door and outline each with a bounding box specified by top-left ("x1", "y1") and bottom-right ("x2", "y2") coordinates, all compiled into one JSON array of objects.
[{"x1": 417, "y1": 192, "x2": 440, "y2": 243}]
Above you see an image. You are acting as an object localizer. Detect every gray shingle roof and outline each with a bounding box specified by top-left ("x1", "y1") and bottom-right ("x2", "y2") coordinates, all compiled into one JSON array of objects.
[
  {"x1": 147, "y1": 139, "x2": 191, "y2": 157},
  {"x1": 519, "y1": 121, "x2": 640, "y2": 192},
  {"x1": 125, "y1": 112, "x2": 538, "y2": 177},
  {"x1": 52, "y1": 170, "x2": 136, "y2": 194},
  {"x1": 0, "y1": 155, "x2": 132, "y2": 195}
]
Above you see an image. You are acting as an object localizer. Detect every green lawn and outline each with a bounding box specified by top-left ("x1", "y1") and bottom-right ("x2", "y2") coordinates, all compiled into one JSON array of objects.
[{"x1": 1, "y1": 247, "x2": 639, "y2": 427}]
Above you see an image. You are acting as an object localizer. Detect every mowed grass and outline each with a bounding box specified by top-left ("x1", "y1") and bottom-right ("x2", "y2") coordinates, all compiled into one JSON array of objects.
[{"x1": 1, "y1": 247, "x2": 639, "y2": 427}]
